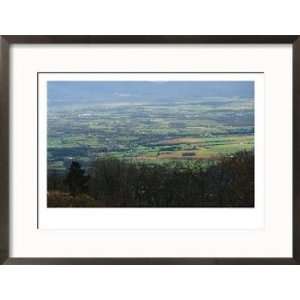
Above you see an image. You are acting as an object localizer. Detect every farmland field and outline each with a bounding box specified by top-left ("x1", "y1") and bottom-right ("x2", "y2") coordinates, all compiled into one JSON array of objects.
[{"x1": 48, "y1": 96, "x2": 254, "y2": 172}]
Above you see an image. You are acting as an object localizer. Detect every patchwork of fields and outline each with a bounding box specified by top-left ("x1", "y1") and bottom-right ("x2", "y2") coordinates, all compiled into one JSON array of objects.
[{"x1": 48, "y1": 96, "x2": 254, "y2": 173}]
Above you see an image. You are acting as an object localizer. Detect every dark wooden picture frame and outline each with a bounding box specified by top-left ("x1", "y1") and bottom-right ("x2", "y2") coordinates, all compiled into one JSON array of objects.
[{"x1": 1, "y1": 35, "x2": 299, "y2": 264}]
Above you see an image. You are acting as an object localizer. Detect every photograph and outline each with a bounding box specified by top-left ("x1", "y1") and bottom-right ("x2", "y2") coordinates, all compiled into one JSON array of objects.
[{"x1": 47, "y1": 77, "x2": 254, "y2": 208}]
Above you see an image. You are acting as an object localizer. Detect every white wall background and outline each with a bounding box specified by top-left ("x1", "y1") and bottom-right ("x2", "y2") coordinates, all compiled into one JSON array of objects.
[
  {"x1": 0, "y1": 0, "x2": 299, "y2": 35},
  {"x1": 1, "y1": 0, "x2": 300, "y2": 299}
]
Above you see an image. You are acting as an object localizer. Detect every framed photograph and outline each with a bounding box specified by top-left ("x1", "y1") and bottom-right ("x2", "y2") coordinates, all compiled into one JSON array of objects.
[{"x1": 0, "y1": 35, "x2": 299, "y2": 264}]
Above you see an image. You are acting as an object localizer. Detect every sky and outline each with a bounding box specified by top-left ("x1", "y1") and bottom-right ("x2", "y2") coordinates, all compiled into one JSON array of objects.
[{"x1": 48, "y1": 81, "x2": 254, "y2": 103}]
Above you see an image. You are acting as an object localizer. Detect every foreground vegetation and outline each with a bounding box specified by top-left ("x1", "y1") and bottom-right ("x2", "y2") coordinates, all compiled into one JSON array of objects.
[{"x1": 48, "y1": 150, "x2": 254, "y2": 207}]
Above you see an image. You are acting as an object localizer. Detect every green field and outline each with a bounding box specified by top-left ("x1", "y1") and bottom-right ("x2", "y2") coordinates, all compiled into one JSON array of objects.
[{"x1": 48, "y1": 97, "x2": 254, "y2": 172}]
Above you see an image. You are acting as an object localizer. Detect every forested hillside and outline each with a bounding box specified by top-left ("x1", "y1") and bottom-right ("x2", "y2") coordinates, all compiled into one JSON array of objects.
[{"x1": 48, "y1": 150, "x2": 254, "y2": 207}]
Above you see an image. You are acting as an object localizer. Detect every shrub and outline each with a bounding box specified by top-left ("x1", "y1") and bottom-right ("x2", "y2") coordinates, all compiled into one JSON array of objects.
[{"x1": 48, "y1": 191, "x2": 96, "y2": 207}]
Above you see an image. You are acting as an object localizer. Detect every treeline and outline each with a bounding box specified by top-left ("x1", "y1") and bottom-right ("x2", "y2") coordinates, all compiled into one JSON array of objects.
[{"x1": 48, "y1": 150, "x2": 254, "y2": 207}]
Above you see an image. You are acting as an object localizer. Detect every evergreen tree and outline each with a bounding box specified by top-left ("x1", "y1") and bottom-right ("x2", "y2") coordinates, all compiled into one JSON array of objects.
[{"x1": 64, "y1": 161, "x2": 89, "y2": 195}]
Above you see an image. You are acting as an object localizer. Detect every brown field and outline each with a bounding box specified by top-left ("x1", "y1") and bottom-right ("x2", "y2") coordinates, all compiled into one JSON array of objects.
[
  {"x1": 159, "y1": 137, "x2": 202, "y2": 145},
  {"x1": 136, "y1": 149, "x2": 220, "y2": 161}
]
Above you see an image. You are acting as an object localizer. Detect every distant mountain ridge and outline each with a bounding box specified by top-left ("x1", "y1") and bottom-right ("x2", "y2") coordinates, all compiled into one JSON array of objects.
[{"x1": 48, "y1": 81, "x2": 254, "y2": 103}]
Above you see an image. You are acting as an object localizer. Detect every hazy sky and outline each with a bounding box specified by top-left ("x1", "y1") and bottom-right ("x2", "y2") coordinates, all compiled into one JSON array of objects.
[{"x1": 48, "y1": 81, "x2": 254, "y2": 103}]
